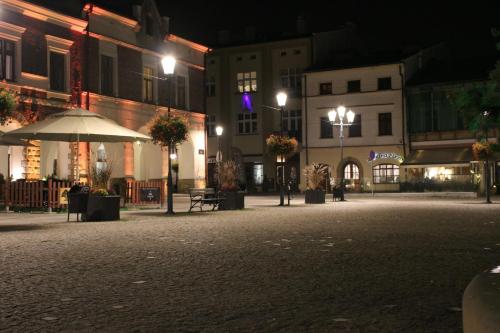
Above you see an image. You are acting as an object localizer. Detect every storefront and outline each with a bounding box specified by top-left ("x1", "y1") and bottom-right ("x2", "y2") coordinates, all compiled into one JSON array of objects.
[{"x1": 400, "y1": 148, "x2": 477, "y2": 191}]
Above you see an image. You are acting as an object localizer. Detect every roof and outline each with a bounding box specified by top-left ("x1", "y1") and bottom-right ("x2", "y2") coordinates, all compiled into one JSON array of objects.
[
  {"x1": 402, "y1": 148, "x2": 473, "y2": 165},
  {"x1": 24, "y1": 0, "x2": 139, "y2": 20},
  {"x1": 407, "y1": 56, "x2": 497, "y2": 86}
]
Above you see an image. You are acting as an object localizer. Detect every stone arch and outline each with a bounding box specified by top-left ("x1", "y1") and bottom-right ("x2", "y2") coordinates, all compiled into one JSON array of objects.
[{"x1": 337, "y1": 156, "x2": 364, "y2": 180}]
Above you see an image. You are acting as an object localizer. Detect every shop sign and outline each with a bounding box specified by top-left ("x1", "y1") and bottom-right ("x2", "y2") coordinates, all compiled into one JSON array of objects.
[
  {"x1": 59, "y1": 187, "x2": 70, "y2": 205},
  {"x1": 140, "y1": 187, "x2": 161, "y2": 202},
  {"x1": 369, "y1": 151, "x2": 403, "y2": 163}
]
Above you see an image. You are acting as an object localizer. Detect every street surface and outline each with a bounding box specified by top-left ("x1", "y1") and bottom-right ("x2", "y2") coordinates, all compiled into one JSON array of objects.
[{"x1": 1, "y1": 195, "x2": 499, "y2": 332}]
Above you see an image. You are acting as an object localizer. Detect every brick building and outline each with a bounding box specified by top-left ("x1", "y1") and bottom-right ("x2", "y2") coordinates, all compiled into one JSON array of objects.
[{"x1": 0, "y1": 0, "x2": 208, "y2": 191}]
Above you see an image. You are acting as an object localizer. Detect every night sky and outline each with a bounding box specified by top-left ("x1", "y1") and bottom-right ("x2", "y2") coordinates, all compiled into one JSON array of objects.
[{"x1": 31, "y1": 0, "x2": 500, "y2": 51}]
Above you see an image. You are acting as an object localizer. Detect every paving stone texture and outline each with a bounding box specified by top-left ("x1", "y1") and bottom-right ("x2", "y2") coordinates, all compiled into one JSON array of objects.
[{"x1": 0, "y1": 196, "x2": 499, "y2": 332}]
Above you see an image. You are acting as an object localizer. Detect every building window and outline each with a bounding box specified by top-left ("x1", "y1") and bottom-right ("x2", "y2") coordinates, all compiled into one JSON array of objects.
[
  {"x1": 206, "y1": 76, "x2": 216, "y2": 97},
  {"x1": 293, "y1": 49, "x2": 301, "y2": 55},
  {"x1": 280, "y1": 68, "x2": 302, "y2": 92},
  {"x1": 344, "y1": 163, "x2": 360, "y2": 180},
  {"x1": 347, "y1": 80, "x2": 361, "y2": 93},
  {"x1": 378, "y1": 112, "x2": 392, "y2": 136},
  {"x1": 373, "y1": 164, "x2": 400, "y2": 183},
  {"x1": 177, "y1": 76, "x2": 186, "y2": 109},
  {"x1": 378, "y1": 77, "x2": 392, "y2": 90},
  {"x1": 280, "y1": 51, "x2": 287, "y2": 57},
  {"x1": 0, "y1": 39, "x2": 15, "y2": 81},
  {"x1": 283, "y1": 110, "x2": 302, "y2": 141},
  {"x1": 237, "y1": 112, "x2": 257, "y2": 134},
  {"x1": 320, "y1": 116, "x2": 333, "y2": 138},
  {"x1": 100, "y1": 55, "x2": 114, "y2": 96},
  {"x1": 143, "y1": 67, "x2": 154, "y2": 102},
  {"x1": 207, "y1": 115, "x2": 216, "y2": 137},
  {"x1": 319, "y1": 82, "x2": 332, "y2": 95},
  {"x1": 49, "y1": 52, "x2": 65, "y2": 92},
  {"x1": 348, "y1": 114, "x2": 362, "y2": 137},
  {"x1": 237, "y1": 71, "x2": 257, "y2": 93}
]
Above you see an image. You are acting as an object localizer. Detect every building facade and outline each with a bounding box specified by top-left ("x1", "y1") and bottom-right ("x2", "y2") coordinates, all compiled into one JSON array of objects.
[
  {"x1": 0, "y1": 0, "x2": 208, "y2": 192},
  {"x1": 301, "y1": 62, "x2": 408, "y2": 192},
  {"x1": 206, "y1": 37, "x2": 311, "y2": 191}
]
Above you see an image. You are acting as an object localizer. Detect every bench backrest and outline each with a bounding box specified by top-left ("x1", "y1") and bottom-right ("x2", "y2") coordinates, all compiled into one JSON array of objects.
[{"x1": 188, "y1": 188, "x2": 215, "y2": 197}]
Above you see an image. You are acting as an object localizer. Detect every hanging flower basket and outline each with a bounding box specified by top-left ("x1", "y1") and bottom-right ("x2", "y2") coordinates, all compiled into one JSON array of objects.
[
  {"x1": 149, "y1": 115, "x2": 189, "y2": 147},
  {"x1": 266, "y1": 134, "x2": 298, "y2": 158},
  {"x1": 0, "y1": 88, "x2": 16, "y2": 126},
  {"x1": 472, "y1": 140, "x2": 493, "y2": 160}
]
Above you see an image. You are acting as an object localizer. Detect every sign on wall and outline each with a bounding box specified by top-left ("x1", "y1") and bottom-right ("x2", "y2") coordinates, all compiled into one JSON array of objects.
[
  {"x1": 140, "y1": 187, "x2": 161, "y2": 202},
  {"x1": 369, "y1": 151, "x2": 403, "y2": 163},
  {"x1": 59, "y1": 187, "x2": 70, "y2": 205}
]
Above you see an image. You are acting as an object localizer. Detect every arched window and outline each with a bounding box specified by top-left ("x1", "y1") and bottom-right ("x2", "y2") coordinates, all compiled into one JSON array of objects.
[
  {"x1": 373, "y1": 164, "x2": 400, "y2": 184},
  {"x1": 344, "y1": 163, "x2": 360, "y2": 180}
]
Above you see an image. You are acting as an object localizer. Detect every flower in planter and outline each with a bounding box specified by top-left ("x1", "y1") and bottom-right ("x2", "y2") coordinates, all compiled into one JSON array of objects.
[
  {"x1": 90, "y1": 188, "x2": 109, "y2": 196},
  {"x1": 0, "y1": 88, "x2": 16, "y2": 126},
  {"x1": 217, "y1": 160, "x2": 240, "y2": 192},
  {"x1": 265, "y1": 134, "x2": 298, "y2": 159},
  {"x1": 303, "y1": 163, "x2": 329, "y2": 190}
]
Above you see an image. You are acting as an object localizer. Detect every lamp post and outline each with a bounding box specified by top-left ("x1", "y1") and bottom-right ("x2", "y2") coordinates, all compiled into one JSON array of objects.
[
  {"x1": 161, "y1": 55, "x2": 176, "y2": 214},
  {"x1": 328, "y1": 106, "x2": 355, "y2": 201},
  {"x1": 276, "y1": 91, "x2": 287, "y2": 206},
  {"x1": 215, "y1": 125, "x2": 223, "y2": 190}
]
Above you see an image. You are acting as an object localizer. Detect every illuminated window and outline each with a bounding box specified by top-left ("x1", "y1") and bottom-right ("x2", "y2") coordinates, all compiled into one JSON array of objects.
[
  {"x1": 237, "y1": 112, "x2": 257, "y2": 134},
  {"x1": 143, "y1": 66, "x2": 154, "y2": 102},
  {"x1": 0, "y1": 39, "x2": 15, "y2": 81},
  {"x1": 237, "y1": 71, "x2": 257, "y2": 93},
  {"x1": 373, "y1": 164, "x2": 399, "y2": 183},
  {"x1": 344, "y1": 163, "x2": 360, "y2": 180}
]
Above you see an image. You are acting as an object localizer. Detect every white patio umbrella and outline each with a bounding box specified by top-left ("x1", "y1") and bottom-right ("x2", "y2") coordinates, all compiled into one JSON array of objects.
[
  {"x1": 4, "y1": 108, "x2": 151, "y2": 179},
  {"x1": 0, "y1": 130, "x2": 29, "y2": 146}
]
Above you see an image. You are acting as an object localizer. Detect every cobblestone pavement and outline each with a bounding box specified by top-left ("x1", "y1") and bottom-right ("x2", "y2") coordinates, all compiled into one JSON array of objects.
[{"x1": 0, "y1": 196, "x2": 499, "y2": 332}]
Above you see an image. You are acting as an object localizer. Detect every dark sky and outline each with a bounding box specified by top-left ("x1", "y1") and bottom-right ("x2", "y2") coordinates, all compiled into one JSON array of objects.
[{"x1": 30, "y1": 0, "x2": 500, "y2": 51}]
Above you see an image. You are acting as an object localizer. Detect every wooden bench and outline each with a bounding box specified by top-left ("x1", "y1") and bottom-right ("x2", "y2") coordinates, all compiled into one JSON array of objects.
[{"x1": 188, "y1": 188, "x2": 224, "y2": 212}]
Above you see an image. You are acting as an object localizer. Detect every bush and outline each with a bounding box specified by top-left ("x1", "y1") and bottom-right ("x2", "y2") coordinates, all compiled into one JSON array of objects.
[{"x1": 0, "y1": 89, "x2": 16, "y2": 126}]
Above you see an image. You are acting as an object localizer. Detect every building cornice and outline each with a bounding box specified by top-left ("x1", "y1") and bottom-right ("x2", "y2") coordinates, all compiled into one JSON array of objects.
[
  {"x1": 90, "y1": 32, "x2": 205, "y2": 71},
  {"x1": 0, "y1": 0, "x2": 87, "y2": 32},
  {"x1": 166, "y1": 34, "x2": 210, "y2": 54},
  {"x1": 83, "y1": 4, "x2": 139, "y2": 30}
]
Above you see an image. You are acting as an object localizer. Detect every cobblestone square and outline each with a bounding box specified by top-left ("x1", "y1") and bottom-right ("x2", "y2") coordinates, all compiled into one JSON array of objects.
[{"x1": 1, "y1": 196, "x2": 499, "y2": 332}]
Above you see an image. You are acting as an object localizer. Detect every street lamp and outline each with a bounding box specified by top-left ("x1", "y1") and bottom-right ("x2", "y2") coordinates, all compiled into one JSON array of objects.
[
  {"x1": 215, "y1": 125, "x2": 223, "y2": 190},
  {"x1": 276, "y1": 91, "x2": 287, "y2": 206},
  {"x1": 161, "y1": 55, "x2": 176, "y2": 214},
  {"x1": 328, "y1": 106, "x2": 355, "y2": 201}
]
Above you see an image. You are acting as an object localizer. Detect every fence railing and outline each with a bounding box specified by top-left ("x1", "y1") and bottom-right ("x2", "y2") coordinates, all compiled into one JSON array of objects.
[{"x1": 125, "y1": 179, "x2": 165, "y2": 206}]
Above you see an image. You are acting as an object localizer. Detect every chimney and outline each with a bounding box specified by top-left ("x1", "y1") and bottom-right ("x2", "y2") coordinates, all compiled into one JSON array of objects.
[
  {"x1": 132, "y1": 5, "x2": 142, "y2": 20},
  {"x1": 244, "y1": 26, "x2": 256, "y2": 42},
  {"x1": 296, "y1": 16, "x2": 307, "y2": 35},
  {"x1": 162, "y1": 16, "x2": 170, "y2": 35},
  {"x1": 217, "y1": 30, "x2": 231, "y2": 45}
]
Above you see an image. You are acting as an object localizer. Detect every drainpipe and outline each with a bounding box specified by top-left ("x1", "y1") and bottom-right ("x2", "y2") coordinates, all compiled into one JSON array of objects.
[
  {"x1": 85, "y1": 3, "x2": 93, "y2": 111},
  {"x1": 203, "y1": 52, "x2": 208, "y2": 187},
  {"x1": 304, "y1": 74, "x2": 309, "y2": 165},
  {"x1": 399, "y1": 63, "x2": 407, "y2": 157}
]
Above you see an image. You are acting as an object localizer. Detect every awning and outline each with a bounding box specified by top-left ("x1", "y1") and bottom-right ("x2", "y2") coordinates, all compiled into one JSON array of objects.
[{"x1": 402, "y1": 148, "x2": 473, "y2": 166}]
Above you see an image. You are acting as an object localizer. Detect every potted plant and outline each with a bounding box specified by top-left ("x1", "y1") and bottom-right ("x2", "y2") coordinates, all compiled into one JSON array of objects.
[
  {"x1": 0, "y1": 88, "x2": 16, "y2": 126},
  {"x1": 303, "y1": 163, "x2": 328, "y2": 204},
  {"x1": 84, "y1": 163, "x2": 120, "y2": 221},
  {"x1": 217, "y1": 160, "x2": 245, "y2": 210}
]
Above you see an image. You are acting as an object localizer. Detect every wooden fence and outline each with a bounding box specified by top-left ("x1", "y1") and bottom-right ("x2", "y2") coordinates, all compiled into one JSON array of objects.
[
  {"x1": 2, "y1": 179, "x2": 77, "y2": 210},
  {"x1": 126, "y1": 179, "x2": 165, "y2": 206}
]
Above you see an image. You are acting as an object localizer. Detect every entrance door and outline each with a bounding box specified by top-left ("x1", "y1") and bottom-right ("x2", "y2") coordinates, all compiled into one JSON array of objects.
[{"x1": 344, "y1": 162, "x2": 361, "y2": 192}]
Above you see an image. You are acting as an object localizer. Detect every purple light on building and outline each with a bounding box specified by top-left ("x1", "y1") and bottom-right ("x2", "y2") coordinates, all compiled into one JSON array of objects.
[{"x1": 242, "y1": 92, "x2": 254, "y2": 112}]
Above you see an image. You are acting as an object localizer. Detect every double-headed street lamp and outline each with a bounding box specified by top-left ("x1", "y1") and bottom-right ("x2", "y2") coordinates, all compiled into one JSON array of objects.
[
  {"x1": 215, "y1": 125, "x2": 223, "y2": 189},
  {"x1": 161, "y1": 55, "x2": 176, "y2": 214},
  {"x1": 328, "y1": 106, "x2": 355, "y2": 201},
  {"x1": 276, "y1": 91, "x2": 287, "y2": 206}
]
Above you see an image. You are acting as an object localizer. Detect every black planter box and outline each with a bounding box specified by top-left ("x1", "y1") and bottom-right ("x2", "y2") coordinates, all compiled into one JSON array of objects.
[
  {"x1": 305, "y1": 189, "x2": 326, "y2": 204},
  {"x1": 219, "y1": 191, "x2": 245, "y2": 210},
  {"x1": 84, "y1": 195, "x2": 120, "y2": 221}
]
